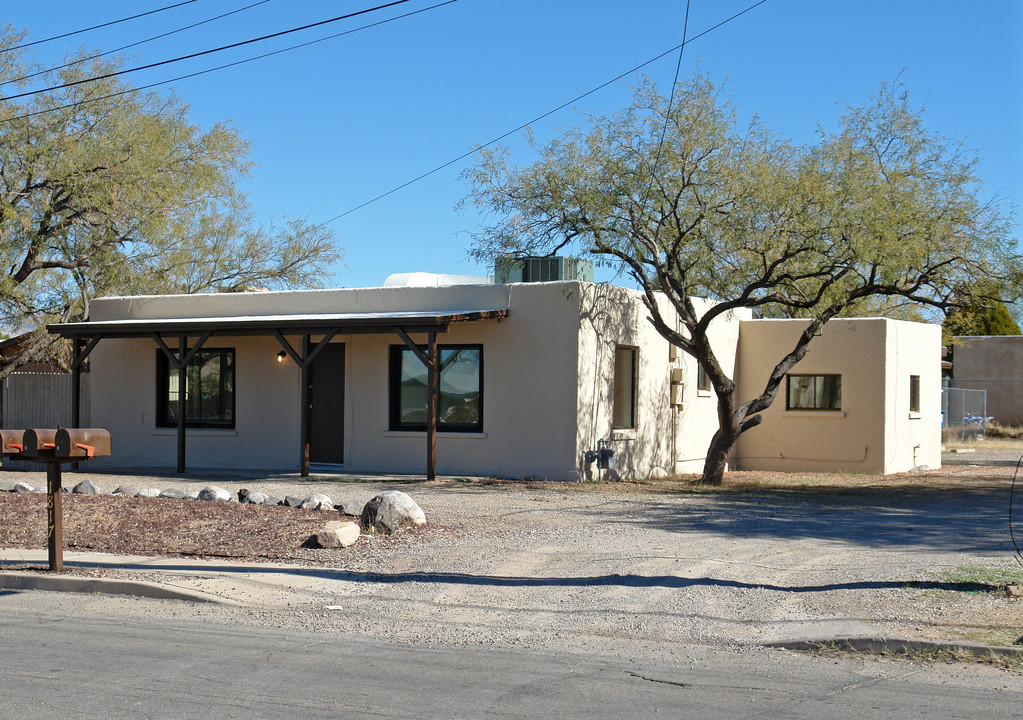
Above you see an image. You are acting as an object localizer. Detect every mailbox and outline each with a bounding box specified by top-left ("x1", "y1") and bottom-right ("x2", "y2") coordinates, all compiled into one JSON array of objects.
[
  {"x1": 0, "y1": 429, "x2": 24, "y2": 455},
  {"x1": 23, "y1": 428, "x2": 58, "y2": 456},
  {"x1": 55, "y1": 428, "x2": 111, "y2": 459}
]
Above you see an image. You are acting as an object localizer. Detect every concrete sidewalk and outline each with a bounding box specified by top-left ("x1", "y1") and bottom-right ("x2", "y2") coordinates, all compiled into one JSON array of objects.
[{"x1": 0, "y1": 548, "x2": 362, "y2": 608}]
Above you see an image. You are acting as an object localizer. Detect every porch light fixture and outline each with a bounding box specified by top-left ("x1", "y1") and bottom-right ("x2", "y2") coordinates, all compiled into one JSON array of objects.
[{"x1": 277, "y1": 351, "x2": 287, "y2": 363}]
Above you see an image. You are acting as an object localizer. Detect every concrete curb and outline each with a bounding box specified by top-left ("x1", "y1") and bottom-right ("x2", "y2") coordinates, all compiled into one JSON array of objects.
[
  {"x1": 764, "y1": 636, "x2": 1023, "y2": 658},
  {"x1": 0, "y1": 572, "x2": 242, "y2": 606}
]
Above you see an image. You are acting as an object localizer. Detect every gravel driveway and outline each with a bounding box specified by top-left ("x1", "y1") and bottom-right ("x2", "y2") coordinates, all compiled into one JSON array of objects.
[{"x1": 8, "y1": 454, "x2": 1021, "y2": 665}]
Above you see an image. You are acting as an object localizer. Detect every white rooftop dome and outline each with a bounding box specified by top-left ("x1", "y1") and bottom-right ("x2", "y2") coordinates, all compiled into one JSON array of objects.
[{"x1": 383, "y1": 272, "x2": 491, "y2": 287}]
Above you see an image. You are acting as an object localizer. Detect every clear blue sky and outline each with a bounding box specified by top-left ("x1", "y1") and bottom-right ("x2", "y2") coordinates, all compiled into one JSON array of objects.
[{"x1": 4, "y1": 1, "x2": 1021, "y2": 288}]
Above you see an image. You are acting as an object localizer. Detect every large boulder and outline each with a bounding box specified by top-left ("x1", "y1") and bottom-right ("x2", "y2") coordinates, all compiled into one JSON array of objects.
[
  {"x1": 72, "y1": 479, "x2": 101, "y2": 495},
  {"x1": 301, "y1": 493, "x2": 334, "y2": 511},
  {"x1": 197, "y1": 485, "x2": 232, "y2": 502},
  {"x1": 315, "y1": 520, "x2": 360, "y2": 548},
  {"x1": 360, "y1": 491, "x2": 426, "y2": 535}
]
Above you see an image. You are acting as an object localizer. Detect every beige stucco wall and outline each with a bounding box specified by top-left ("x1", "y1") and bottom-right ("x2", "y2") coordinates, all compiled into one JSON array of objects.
[
  {"x1": 951, "y1": 336, "x2": 1023, "y2": 425},
  {"x1": 734, "y1": 318, "x2": 941, "y2": 474},
  {"x1": 573, "y1": 285, "x2": 748, "y2": 479},
  {"x1": 87, "y1": 282, "x2": 586, "y2": 478}
]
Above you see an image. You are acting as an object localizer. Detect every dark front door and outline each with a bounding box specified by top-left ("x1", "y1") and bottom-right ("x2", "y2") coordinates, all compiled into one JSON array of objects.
[{"x1": 308, "y1": 343, "x2": 345, "y2": 464}]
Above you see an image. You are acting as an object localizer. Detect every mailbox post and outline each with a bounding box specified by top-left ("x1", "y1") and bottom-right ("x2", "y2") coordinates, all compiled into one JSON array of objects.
[{"x1": 2, "y1": 428, "x2": 111, "y2": 572}]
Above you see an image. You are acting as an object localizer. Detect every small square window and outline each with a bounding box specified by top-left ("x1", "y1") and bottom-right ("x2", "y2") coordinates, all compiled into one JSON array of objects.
[
  {"x1": 910, "y1": 375, "x2": 920, "y2": 413},
  {"x1": 786, "y1": 374, "x2": 841, "y2": 411},
  {"x1": 697, "y1": 363, "x2": 711, "y2": 392},
  {"x1": 613, "y1": 346, "x2": 637, "y2": 429}
]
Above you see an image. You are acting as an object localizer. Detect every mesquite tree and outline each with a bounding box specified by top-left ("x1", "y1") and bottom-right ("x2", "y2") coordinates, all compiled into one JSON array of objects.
[{"x1": 462, "y1": 74, "x2": 1017, "y2": 484}]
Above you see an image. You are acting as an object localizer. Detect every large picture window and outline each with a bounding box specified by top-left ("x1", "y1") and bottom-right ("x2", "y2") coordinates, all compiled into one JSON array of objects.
[
  {"x1": 157, "y1": 349, "x2": 236, "y2": 428},
  {"x1": 613, "y1": 346, "x2": 637, "y2": 429},
  {"x1": 786, "y1": 374, "x2": 841, "y2": 411},
  {"x1": 389, "y1": 345, "x2": 483, "y2": 432}
]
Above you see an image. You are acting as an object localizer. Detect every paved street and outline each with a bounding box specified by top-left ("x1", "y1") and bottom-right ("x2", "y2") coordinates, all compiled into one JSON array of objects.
[{"x1": 1, "y1": 591, "x2": 1019, "y2": 719}]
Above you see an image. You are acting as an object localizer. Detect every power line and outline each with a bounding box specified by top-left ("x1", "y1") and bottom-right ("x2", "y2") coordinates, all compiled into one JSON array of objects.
[
  {"x1": 2, "y1": 0, "x2": 417, "y2": 103},
  {"x1": 2, "y1": 1, "x2": 199, "y2": 54},
  {"x1": 650, "y1": 0, "x2": 692, "y2": 180},
  {"x1": 318, "y1": 0, "x2": 770, "y2": 225},
  {"x1": 2, "y1": 0, "x2": 273, "y2": 88},
  {"x1": 0, "y1": 0, "x2": 460, "y2": 124}
]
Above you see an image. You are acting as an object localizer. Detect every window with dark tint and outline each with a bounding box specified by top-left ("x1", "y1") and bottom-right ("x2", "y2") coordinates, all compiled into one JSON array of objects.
[
  {"x1": 910, "y1": 375, "x2": 920, "y2": 413},
  {"x1": 697, "y1": 363, "x2": 711, "y2": 392},
  {"x1": 157, "y1": 349, "x2": 235, "y2": 428},
  {"x1": 613, "y1": 346, "x2": 637, "y2": 428},
  {"x1": 389, "y1": 345, "x2": 483, "y2": 432},
  {"x1": 786, "y1": 374, "x2": 841, "y2": 411}
]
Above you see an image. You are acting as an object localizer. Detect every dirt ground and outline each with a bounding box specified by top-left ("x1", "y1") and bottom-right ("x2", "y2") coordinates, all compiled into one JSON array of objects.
[{"x1": 2, "y1": 452, "x2": 1023, "y2": 658}]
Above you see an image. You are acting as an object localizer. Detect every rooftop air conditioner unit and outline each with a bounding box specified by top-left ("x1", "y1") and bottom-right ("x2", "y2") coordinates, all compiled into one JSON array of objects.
[{"x1": 493, "y1": 256, "x2": 594, "y2": 283}]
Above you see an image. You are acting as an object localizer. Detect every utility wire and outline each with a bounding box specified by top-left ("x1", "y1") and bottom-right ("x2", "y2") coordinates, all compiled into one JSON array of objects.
[
  {"x1": 1, "y1": 1, "x2": 199, "y2": 54},
  {"x1": 649, "y1": 0, "x2": 692, "y2": 180},
  {"x1": 319, "y1": 0, "x2": 769, "y2": 225},
  {"x1": 2, "y1": 0, "x2": 416, "y2": 103},
  {"x1": 0, "y1": 0, "x2": 459, "y2": 124},
  {"x1": 2, "y1": 0, "x2": 272, "y2": 88}
]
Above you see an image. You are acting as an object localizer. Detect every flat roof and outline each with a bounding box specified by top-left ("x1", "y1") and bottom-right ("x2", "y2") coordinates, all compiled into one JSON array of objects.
[{"x1": 49, "y1": 308, "x2": 509, "y2": 339}]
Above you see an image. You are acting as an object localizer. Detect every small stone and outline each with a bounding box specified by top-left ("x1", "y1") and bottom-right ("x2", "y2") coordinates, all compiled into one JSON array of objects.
[
  {"x1": 159, "y1": 488, "x2": 187, "y2": 499},
  {"x1": 303, "y1": 493, "x2": 333, "y2": 508},
  {"x1": 338, "y1": 500, "x2": 365, "y2": 518},
  {"x1": 243, "y1": 491, "x2": 268, "y2": 505},
  {"x1": 197, "y1": 485, "x2": 232, "y2": 502},
  {"x1": 14, "y1": 482, "x2": 35, "y2": 493},
  {"x1": 0, "y1": 480, "x2": 16, "y2": 492},
  {"x1": 112, "y1": 484, "x2": 139, "y2": 497},
  {"x1": 263, "y1": 496, "x2": 282, "y2": 506},
  {"x1": 137, "y1": 488, "x2": 161, "y2": 498},
  {"x1": 72, "y1": 479, "x2": 101, "y2": 495},
  {"x1": 315, "y1": 521, "x2": 360, "y2": 548},
  {"x1": 1006, "y1": 584, "x2": 1023, "y2": 598},
  {"x1": 284, "y1": 495, "x2": 304, "y2": 508}
]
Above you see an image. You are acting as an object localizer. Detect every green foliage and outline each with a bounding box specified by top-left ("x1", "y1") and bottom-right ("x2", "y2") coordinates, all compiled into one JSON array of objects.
[
  {"x1": 0, "y1": 28, "x2": 339, "y2": 369},
  {"x1": 462, "y1": 73, "x2": 1018, "y2": 484},
  {"x1": 944, "y1": 301, "x2": 1022, "y2": 337}
]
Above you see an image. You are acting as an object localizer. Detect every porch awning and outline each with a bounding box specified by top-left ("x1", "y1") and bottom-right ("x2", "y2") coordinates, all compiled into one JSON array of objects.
[{"x1": 48, "y1": 308, "x2": 509, "y2": 339}]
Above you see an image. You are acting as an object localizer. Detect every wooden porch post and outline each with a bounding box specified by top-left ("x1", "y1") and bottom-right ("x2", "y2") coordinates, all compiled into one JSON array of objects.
[
  {"x1": 176, "y1": 335, "x2": 187, "y2": 473},
  {"x1": 426, "y1": 331, "x2": 437, "y2": 481},
  {"x1": 300, "y1": 334, "x2": 310, "y2": 477}
]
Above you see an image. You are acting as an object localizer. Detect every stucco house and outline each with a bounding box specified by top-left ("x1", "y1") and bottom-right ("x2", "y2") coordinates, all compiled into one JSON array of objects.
[{"x1": 49, "y1": 278, "x2": 941, "y2": 479}]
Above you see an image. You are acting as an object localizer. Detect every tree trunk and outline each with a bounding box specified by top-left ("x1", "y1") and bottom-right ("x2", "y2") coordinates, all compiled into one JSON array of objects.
[{"x1": 701, "y1": 422, "x2": 741, "y2": 485}]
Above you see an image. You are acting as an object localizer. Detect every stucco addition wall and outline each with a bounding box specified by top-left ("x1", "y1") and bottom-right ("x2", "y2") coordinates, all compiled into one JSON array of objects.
[
  {"x1": 574, "y1": 285, "x2": 747, "y2": 480},
  {"x1": 951, "y1": 336, "x2": 1023, "y2": 426},
  {"x1": 734, "y1": 318, "x2": 940, "y2": 474}
]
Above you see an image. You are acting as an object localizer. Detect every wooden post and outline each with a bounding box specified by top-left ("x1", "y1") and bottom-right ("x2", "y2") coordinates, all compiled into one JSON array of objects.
[
  {"x1": 177, "y1": 335, "x2": 186, "y2": 473},
  {"x1": 46, "y1": 462, "x2": 63, "y2": 572},
  {"x1": 300, "y1": 334, "x2": 310, "y2": 477},
  {"x1": 426, "y1": 331, "x2": 437, "y2": 481}
]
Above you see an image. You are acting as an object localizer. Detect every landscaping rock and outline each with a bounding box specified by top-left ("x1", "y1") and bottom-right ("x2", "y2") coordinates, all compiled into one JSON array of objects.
[
  {"x1": 184, "y1": 491, "x2": 199, "y2": 500},
  {"x1": 237, "y1": 488, "x2": 251, "y2": 503},
  {"x1": 338, "y1": 500, "x2": 365, "y2": 518},
  {"x1": 13, "y1": 482, "x2": 35, "y2": 493},
  {"x1": 159, "y1": 488, "x2": 187, "y2": 499},
  {"x1": 137, "y1": 488, "x2": 161, "y2": 498},
  {"x1": 315, "y1": 520, "x2": 360, "y2": 548},
  {"x1": 243, "y1": 491, "x2": 268, "y2": 505},
  {"x1": 197, "y1": 485, "x2": 232, "y2": 502},
  {"x1": 263, "y1": 496, "x2": 282, "y2": 506},
  {"x1": 112, "y1": 484, "x2": 139, "y2": 497},
  {"x1": 0, "y1": 480, "x2": 16, "y2": 493},
  {"x1": 301, "y1": 493, "x2": 334, "y2": 511},
  {"x1": 360, "y1": 490, "x2": 426, "y2": 535},
  {"x1": 284, "y1": 495, "x2": 304, "y2": 508},
  {"x1": 72, "y1": 479, "x2": 101, "y2": 495}
]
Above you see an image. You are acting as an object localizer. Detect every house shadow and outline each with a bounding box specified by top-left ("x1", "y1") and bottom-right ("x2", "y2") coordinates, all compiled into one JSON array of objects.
[{"x1": 580, "y1": 481, "x2": 1022, "y2": 554}]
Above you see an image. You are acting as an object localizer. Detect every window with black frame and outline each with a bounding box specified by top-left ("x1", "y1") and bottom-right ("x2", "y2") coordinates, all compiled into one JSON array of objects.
[
  {"x1": 156, "y1": 349, "x2": 236, "y2": 428},
  {"x1": 785, "y1": 373, "x2": 841, "y2": 411},
  {"x1": 389, "y1": 345, "x2": 483, "y2": 432}
]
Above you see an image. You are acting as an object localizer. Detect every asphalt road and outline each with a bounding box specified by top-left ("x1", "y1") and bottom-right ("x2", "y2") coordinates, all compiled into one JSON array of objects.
[{"x1": 1, "y1": 592, "x2": 1019, "y2": 719}]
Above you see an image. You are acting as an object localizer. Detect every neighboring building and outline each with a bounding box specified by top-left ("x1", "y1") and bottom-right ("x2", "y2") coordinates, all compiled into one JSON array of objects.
[
  {"x1": 48, "y1": 279, "x2": 941, "y2": 479},
  {"x1": 948, "y1": 336, "x2": 1023, "y2": 425}
]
